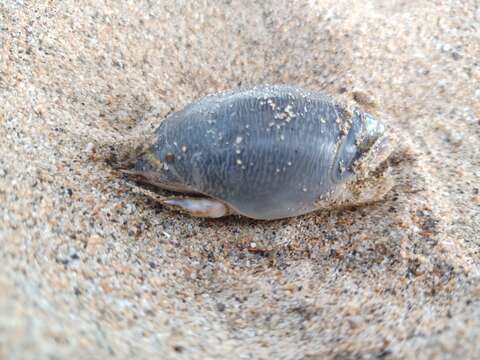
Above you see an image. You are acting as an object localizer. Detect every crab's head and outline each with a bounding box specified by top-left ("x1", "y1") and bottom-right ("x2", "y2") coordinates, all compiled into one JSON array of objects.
[{"x1": 118, "y1": 145, "x2": 192, "y2": 193}]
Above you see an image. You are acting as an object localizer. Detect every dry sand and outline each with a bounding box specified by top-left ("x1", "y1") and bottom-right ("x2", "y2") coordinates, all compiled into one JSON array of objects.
[{"x1": 1, "y1": 0, "x2": 480, "y2": 359}]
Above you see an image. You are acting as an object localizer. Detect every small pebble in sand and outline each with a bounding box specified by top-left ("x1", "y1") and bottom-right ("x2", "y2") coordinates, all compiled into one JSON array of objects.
[{"x1": 85, "y1": 142, "x2": 95, "y2": 154}]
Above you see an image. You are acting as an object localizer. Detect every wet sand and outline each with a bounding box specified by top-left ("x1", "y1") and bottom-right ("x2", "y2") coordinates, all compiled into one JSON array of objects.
[{"x1": 1, "y1": 1, "x2": 480, "y2": 358}]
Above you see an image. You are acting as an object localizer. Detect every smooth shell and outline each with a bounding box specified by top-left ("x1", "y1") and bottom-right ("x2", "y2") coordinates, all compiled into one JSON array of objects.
[{"x1": 133, "y1": 85, "x2": 390, "y2": 220}]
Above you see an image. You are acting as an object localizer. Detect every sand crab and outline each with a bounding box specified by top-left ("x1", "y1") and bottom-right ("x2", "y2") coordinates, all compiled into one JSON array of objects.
[{"x1": 121, "y1": 85, "x2": 393, "y2": 220}]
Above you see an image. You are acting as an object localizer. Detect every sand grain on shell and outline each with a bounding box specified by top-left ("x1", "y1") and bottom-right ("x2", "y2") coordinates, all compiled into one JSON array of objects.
[{"x1": 1, "y1": 0, "x2": 480, "y2": 359}]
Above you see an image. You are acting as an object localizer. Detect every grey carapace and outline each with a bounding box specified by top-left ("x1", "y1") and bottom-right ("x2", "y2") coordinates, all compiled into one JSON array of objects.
[{"x1": 122, "y1": 85, "x2": 393, "y2": 220}]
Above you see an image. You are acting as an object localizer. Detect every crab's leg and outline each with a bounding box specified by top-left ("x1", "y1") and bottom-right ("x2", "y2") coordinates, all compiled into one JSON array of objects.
[{"x1": 163, "y1": 197, "x2": 231, "y2": 218}]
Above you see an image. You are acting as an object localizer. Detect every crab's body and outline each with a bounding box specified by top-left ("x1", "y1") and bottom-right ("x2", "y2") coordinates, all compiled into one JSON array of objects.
[{"x1": 124, "y1": 85, "x2": 392, "y2": 220}]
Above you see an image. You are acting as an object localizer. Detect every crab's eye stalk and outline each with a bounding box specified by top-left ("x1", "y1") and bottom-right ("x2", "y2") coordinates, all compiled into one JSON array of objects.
[
  {"x1": 118, "y1": 147, "x2": 163, "y2": 182},
  {"x1": 133, "y1": 151, "x2": 157, "y2": 174}
]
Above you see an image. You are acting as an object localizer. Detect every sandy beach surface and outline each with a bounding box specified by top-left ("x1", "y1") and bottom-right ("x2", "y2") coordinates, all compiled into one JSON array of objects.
[{"x1": 1, "y1": 0, "x2": 480, "y2": 358}]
